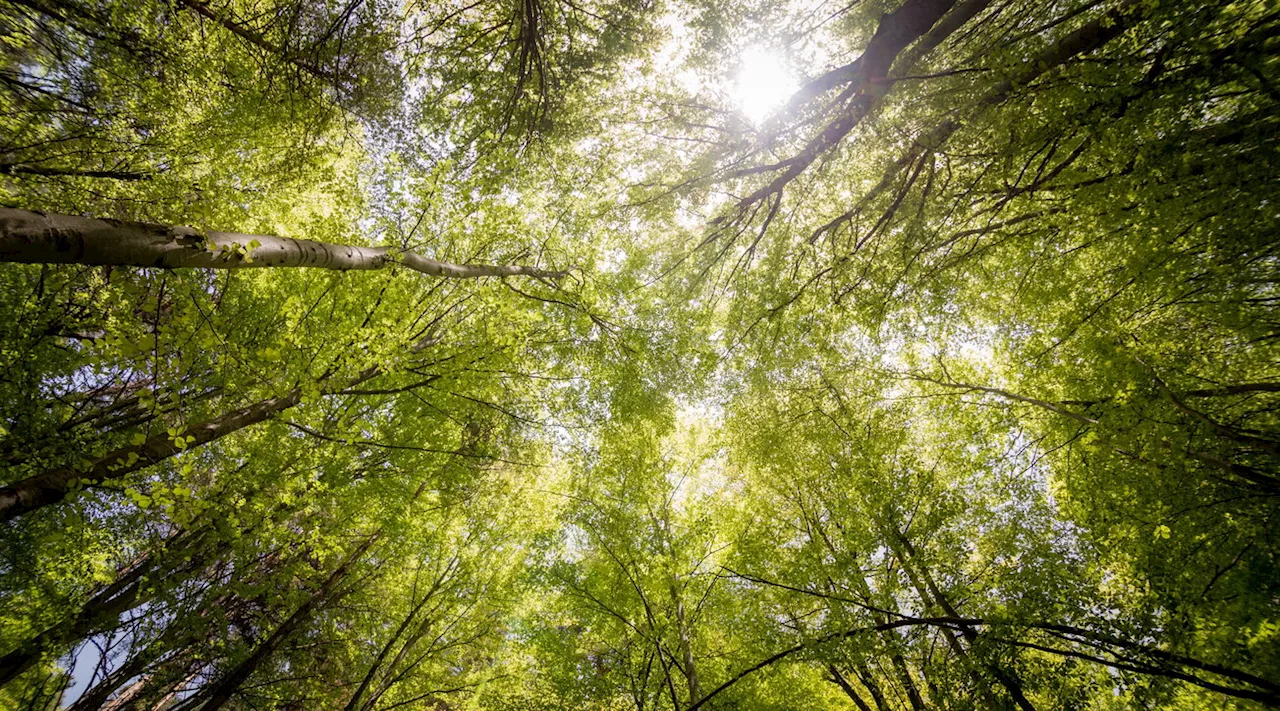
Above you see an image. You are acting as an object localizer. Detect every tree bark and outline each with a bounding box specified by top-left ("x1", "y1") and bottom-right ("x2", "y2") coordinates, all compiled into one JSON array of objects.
[
  {"x1": 0, "y1": 209, "x2": 566, "y2": 279},
  {"x1": 0, "y1": 390, "x2": 303, "y2": 521},
  {"x1": 177, "y1": 535, "x2": 378, "y2": 711},
  {"x1": 890, "y1": 528, "x2": 1037, "y2": 711},
  {"x1": 0, "y1": 164, "x2": 150, "y2": 181}
]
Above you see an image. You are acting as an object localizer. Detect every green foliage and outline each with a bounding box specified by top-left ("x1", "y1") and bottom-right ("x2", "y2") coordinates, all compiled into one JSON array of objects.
[{"x1": 0, "y1": 0, "x2": 1277, "y2": 708}]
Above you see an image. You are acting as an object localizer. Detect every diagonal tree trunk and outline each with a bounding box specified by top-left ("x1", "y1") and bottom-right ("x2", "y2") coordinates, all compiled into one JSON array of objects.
[
  {"x1": 889, "y1": 527, "x2": 1037, "y2": 711},
  {"x1": 0, "y1": 328, "x2": 444, "y2": 522},
  {"x1": 0, "y1": 164, "x2": 151, "y2": 181},
  {"x1": 0, "y1": 390, "x2": 303, "y2": 521},
  {"x1": 174, "y1": 534, "x2": 379, "y2": 711},
  {"x1": 0, "y1": 209, "x2": 566, "y2": 279},
  {"x1": 735, "y1": 0, "x2": 959, "y2": 207},
  {"x1": 827, "y1": 664, "x2": 875, "y2": 711}
]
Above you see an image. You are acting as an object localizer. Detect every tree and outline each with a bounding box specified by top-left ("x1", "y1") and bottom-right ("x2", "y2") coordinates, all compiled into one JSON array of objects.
[{"x1": 2, "y1": 0, "x2": 1278, "y2": 708}]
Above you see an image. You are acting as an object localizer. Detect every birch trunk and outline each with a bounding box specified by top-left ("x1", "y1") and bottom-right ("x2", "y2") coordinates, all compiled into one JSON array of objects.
[{"x1": 0, "y1": 209, "x2": 565, "y2": 279}]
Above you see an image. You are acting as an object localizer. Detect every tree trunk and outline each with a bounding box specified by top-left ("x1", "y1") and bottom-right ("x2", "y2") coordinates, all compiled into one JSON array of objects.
[
  {"x1": 0, "y1": 209, "x2": 565, "y2": 279},
  {"x1": 669, "y1": 576, "x2": 701, "y2": 705},
  {"x1": 0, "y1": 526, "x2": 215, "y2": 689},
  {"x1": 811, "y1": 518, "x2": 928, "y2": 711},
  {"x1": 0, "y1": 164, "x2": 150, "y2": 181},
  {"x1": 177, "y1": 535, "x2": 378, "y2": 711},
  {"x1": 0, "y1": 561, "x2": 147, "y2": 688},
  {"x1": 891, "y1": 528, "x2": 1037, "y2": 711},
  {"x1": 737, "y1": 0, "x2": 959, "y2": 205},
  {"x1": 828, "y1": 664, "x2": 875, "y2": 711},
  {"x1": 852, "y1": 663, "x2": 894, "y2": 711},
  {"x1": 0, "y1": 390, "x2": 303, "y2": 520}
]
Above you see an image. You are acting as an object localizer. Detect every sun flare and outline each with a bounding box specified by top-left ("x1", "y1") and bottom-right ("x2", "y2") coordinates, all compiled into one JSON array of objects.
[{"x1": 731, "y1": 46, "x2": 798, "y2": 124}]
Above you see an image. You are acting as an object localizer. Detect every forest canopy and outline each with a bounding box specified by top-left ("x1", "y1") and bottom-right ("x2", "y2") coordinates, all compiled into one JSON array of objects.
[{"x1": 0, "y1": 0, "x2": 1277, "y2": 709}]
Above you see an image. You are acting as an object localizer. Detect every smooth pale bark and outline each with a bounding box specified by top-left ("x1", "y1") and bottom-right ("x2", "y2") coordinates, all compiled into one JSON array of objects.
[{"x1": 0, "y1": 209, "x2": 566, "y2": 279}]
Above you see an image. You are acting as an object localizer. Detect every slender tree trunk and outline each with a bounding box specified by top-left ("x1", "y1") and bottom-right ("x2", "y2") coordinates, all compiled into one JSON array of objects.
[
  {"x1": 0, "y1": 562, "x2": 146, "y2": 688},
  {"x1": 655, "y1": 508, "x2": 700, "y2": 706},
  {"x1": 0, "y1": 209, "x2": 566, "y2": 279},
  {"x1": 177, "y1": 535, "x2": 378, "y2": 711},
  {"x1": 0, "y1": 164, "x2": 150, "y2": 180},
  {"x1": 828, "y1": 664, "x2": 875, "y2": 711},
  {"x1": 0, "y1": 390, "x2": 303, "y2": 520},
  {"x1": 812, "y1": 518, "x2": 927, "y2": 710},
  {"x1": 99, "y1": 675, "x2": 149, "y2": 711},
  {"x1": 886, "y1": 648, "x2": 929, "y2": 711},
  {"x1": 0, "y1": 329, "x2": 445, "y2": 521},
  {"x1": 0, "y1": 526, "x2": 219, "y2": 689},
  {"x1": 669, "y1": 576, "x2": 701, "y2": 705},
  {"x1": 343, "y1": 560, "x2": 453, "y2": 711},
  {"x1": 852, "y1": 663, "x2": 893, "y2": 711},
  {"x1": 890, "y1": 529, "x2": 1037, "y2": 711}
]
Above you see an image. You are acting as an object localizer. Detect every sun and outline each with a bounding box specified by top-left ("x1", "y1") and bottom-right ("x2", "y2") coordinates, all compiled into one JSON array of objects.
[{"x1": 731, "y1": 46, "x2": 798, "y2": 125}]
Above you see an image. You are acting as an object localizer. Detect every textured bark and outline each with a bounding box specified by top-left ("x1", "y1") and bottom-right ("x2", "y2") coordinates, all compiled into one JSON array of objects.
[
  {"x1": 0, "y1": 391, "x2": 303, "y2": 521},
  {"x1": 179, "y1": 536, "x2": 377, "y2": 711},
  {"x1": 891, "y1": 529, "x2": 1037, "y2": 711},
  {"x1": 0, "y1": 209, "x2": 566, "y2": 279},
  {"x1": 0, "y1": 164, "x2": 150, "y2": 181}
]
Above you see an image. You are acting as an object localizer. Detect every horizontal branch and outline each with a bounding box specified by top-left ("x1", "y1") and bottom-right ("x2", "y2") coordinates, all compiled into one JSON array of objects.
[{"x1": 0, "y1": 209, "x2": 566, "y2": 279}]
